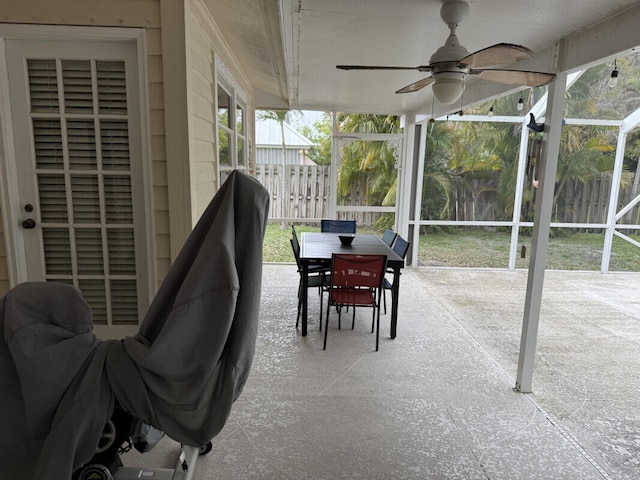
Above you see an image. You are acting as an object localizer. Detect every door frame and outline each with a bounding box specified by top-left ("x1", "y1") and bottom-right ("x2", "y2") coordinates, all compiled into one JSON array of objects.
[{"x1": 0, "y1": 24, "x2": 156, "y2": 316}]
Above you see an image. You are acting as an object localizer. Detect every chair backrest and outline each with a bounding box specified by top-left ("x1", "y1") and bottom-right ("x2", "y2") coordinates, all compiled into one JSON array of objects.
[
  {"x1": 392, "y1": 235, "x2": 410, "y2": 260},
  {"x1": 381, "y1": 228, "x2": 397, "y2": 247},
  {"x1": 321, "y1": 219, "x2": 356, "y2": 233},
  {"x1": 291, "y1": 225, "x2": 300, "y2": 256},
  {"x1": 290, "y1": 235, "x2": 301, "y2": 266},
  {"x1": 330, "y1": 254, "x2": 387, "y2": 290}
]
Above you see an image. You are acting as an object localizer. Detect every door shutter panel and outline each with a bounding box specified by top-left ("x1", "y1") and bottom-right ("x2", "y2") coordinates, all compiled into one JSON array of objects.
[{"x1": 27, "y1": 57, "x2": 138, "y2": 326}]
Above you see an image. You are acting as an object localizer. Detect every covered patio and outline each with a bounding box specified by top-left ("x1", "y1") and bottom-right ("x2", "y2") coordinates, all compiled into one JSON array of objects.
[
  {"x1": 239, "y1": 0, "x2": 640, "y2": 393},
  {"x1": 124, "y1": 264, "x2": 640, "y2": 479}
]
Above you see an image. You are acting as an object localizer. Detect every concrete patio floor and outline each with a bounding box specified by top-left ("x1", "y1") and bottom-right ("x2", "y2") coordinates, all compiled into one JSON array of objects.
[{"x1": 124, "y1": 264, "x2": 640, "y2": 479}]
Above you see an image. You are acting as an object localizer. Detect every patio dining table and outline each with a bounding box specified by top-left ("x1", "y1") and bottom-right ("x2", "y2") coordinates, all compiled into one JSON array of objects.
[{"x1": 299, "y1": 232, "x2": 405, "y2": 338}]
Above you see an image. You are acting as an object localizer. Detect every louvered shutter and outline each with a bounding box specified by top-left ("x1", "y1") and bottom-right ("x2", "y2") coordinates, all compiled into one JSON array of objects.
[{"x1": 26, "y1": 58, "x2": 138, "y2": 325}]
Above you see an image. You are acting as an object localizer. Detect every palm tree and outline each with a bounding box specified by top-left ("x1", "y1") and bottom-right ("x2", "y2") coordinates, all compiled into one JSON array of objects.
[
  {"x1": 422, "y1": 120, "x2": 457, "y2": 223},
  {"x1": 335, "y1": 113, "x2": 401, "y2": 214},
  {"x1": 446, "y1": 101, "x2": 522, "y2": 222},
  {"x1": 257, "y1": 109, "x2": 300, "y2": 228},
  {"x1": 553, "y1": 124, "x2": 617, "y2": 223}
]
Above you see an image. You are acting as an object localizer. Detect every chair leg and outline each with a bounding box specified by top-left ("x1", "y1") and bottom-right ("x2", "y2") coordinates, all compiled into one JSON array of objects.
[
  {"x1": 375, "y1": 289, "x2": 381, "y2": 351},
  {"x1": 319, "y1": 288, "x2": 323, "y2": 332},
  {"x1": 375, "y1": 304, "x2": 380, "y2": 351},
  {"x1": 383, "y1": 288, "x2": 387, "y2": 315},
  {"x1": 323, "y1": 298, "x2": 331, "y2": 350},
  {"x1": 371, "y1": 306, "x2": 375, "y2": 333},
  {"x1": 351, "y1": 305, "x2": 356, "y2": 329},
  {"x1": 296, "y1": 280, "x2": 302, "y2": 328},
  {"x1": 372, "y1": 289, "x2": 379, "y2": 333}
]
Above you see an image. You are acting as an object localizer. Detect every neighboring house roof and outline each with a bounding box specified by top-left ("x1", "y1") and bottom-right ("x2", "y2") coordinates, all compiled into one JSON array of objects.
[{"x1": 255, "y1": 117, "x2": 315, "y2": 149}]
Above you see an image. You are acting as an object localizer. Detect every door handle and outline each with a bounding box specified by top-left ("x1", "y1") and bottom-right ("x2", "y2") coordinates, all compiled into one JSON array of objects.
[{"x1": 22, "y1": 218, "x2": 36, "y2": 229}]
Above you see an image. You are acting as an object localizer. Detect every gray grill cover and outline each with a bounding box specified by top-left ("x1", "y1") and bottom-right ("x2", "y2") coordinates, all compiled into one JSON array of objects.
[{"x1": 0, "y1": 171, "x2": 269, "y2": 479}]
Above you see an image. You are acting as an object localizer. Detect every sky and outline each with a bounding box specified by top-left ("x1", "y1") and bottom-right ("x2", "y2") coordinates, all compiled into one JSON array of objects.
[{"x1": 289, "y1": 110, "x2": 326, "y2": 129}]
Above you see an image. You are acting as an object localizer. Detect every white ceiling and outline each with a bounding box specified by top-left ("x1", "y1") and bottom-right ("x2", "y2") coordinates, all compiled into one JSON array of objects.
[{"x1": 208, "y1": 0, "x2": 640, "y2": 117}]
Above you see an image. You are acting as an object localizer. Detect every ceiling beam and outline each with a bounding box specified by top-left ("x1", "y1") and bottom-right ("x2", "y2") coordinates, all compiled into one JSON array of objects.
[
  {"x1": 258, "y1": 0, "x2": 290, "y2": 107},
  {"x1": 557, "y1": 2, "x2": 640, "y2": 72}
]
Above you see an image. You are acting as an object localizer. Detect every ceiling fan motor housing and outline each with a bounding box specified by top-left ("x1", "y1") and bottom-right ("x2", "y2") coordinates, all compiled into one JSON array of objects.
[
  {"x1": 429, "y1": 37, "x2": 469, "y2": 65},
  {"x1": 434, "y1": 0, "x2": 471, "y2": 64}
]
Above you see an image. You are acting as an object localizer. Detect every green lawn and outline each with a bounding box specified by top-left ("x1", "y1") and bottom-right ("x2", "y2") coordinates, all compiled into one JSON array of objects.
[
  {"x1": 418, "y1": 230, "x2": 640, "y2": 271},
  {"x1": 263, "y1": 223, "x2": 640, "y2": 272}
]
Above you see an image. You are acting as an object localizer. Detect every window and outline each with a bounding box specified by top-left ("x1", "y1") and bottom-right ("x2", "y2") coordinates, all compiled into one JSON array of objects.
[{"x1": 216, "y1": 81, "x2": 247, "y2": 184}]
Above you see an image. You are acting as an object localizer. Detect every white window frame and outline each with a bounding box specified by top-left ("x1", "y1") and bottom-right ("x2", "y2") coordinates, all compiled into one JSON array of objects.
[{"x1": 214, "y1": 56, "x2": 248, "y2": 183}]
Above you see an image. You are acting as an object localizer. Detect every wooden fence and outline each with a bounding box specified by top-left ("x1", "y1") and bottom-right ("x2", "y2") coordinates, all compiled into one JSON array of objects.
[
  {"x1": 557, "y1": 174, "x2": 639, "y2": 226},
  {"x1": 256, "y1": 164, "x2": 639, "y2": 230},
  {"x1": 452, "y1": 173, "x2": 639, "y2": 228},
  {"x1": 255, "y1": 164, "x2": 383, "y2": 226},
  {"x1": 255, "y1": 164, "x2": 330, "y2": 221}
]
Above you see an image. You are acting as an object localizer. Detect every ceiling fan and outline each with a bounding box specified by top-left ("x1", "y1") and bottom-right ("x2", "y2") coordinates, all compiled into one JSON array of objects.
[{"x1": 336, "y1": 0, "x2": 556, "y2": 105}]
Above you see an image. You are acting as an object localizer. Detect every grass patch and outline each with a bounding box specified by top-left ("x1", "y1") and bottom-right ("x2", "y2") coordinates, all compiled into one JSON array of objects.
[
  {"x1": 263, "y1": 223, "x2": 640, "y2": 272},
  {"x1": 418, "y1": 230, "x2": 640, "y2": 271}
]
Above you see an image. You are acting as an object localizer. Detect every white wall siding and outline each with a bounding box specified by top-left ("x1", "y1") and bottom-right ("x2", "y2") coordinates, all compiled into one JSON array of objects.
[
  {"x1": 146, "y1": 26, "x2": 172, "y2": 287},
  {"x1": 188, "y1": 0, "x2": 255, "y2": 221}
]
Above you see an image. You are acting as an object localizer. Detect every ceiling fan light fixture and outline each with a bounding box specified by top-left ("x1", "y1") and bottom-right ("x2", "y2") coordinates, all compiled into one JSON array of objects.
[{"x1": 432, "y1": 72, "x2": 465, "y2": 104}]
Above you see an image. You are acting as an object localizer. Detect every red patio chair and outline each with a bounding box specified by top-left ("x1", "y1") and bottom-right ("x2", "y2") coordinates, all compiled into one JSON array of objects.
[{"x1": 323, "y1": 253, "x2": 387, "y2": 351}]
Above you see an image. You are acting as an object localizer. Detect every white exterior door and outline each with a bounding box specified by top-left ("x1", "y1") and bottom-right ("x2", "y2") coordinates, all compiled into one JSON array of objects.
[{"x1": 2, "y1": 37, "x2": 151, "y2": 326}]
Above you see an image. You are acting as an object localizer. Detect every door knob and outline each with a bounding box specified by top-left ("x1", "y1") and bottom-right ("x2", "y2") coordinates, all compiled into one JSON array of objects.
[{"x1": 22, "y1": 218, "x2": 36, "y2": 229}]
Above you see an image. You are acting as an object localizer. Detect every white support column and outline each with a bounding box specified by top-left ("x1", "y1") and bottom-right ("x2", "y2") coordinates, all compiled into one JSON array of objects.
[
  {"x1": 515, "y1": 71, "x2": 567, "y2": 393},
  {"x1": 601, "y1": 128, "x2": 628, "y2": 273},
  {"x1": 329, "y1": 111, "x2": 338, "y2": 219},
  {"x1": 508, "y1": 120, "x2": 532, "y2": 270},
  {"x1": 398, "y1": 114, "x2": 416, "y2": 240},
  {"x1": 411, "y1": 122, "x2": 428, "y2": 267}
]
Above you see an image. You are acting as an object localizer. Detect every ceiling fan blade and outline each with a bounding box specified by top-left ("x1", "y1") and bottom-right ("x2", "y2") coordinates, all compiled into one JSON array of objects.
[
  {"x1": 395, "y1": 76, "x2": 435, "y2": 94},
  {"x1": 337, "y1": 65, "x2": 430, "y2": 71},
  {"x1": 470, "y1": 68, "x2": 556, "y2": 87},
  {"x1": 458, "y1": 43, "x2": 534, "y2": 68}
]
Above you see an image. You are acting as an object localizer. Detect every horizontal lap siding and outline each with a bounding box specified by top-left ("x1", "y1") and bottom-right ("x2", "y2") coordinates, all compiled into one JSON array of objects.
[
  {"x1": 187, "y1": 0, "x2": 255, "y2": 223},
  {"x1": 146, "y1": 26, "x2": 171, "y2": 287},
  {"x1": 189, "y1": 8, "x2": 217, "y2": 220}
]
